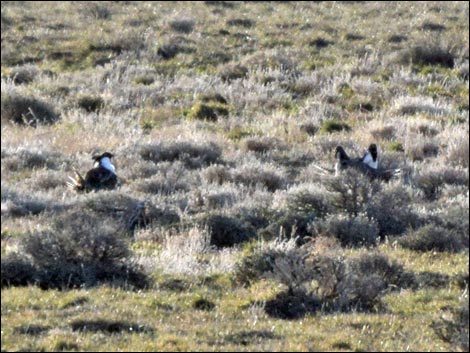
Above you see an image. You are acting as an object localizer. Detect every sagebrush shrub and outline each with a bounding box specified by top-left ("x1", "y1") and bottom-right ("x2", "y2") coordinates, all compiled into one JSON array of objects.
[
  {"x1": 232, "y1": 164, "x2": 286, "y2": 192},
  {"x1": 398, "y1": 224, "x2": 465, "y2": 253},
  {"x1": 243, "y1": 136, "x2": 280, "y2": 154},
  {"x1": 169, "y1": 19, "x2": 195, "y2": 34},
  {"x1": 140, "y1": 141, "x2": 222, "y2": 168},
  {"x1": 319, "y1": 120, "x2": 351, "y2": 134},
  {"x1": 366, "y1": 183, "x2": 420, "y2": 236},
  {"x1": 200, "y1": 214, "x2": 255, "y2": 248},
  {"x1": 432, "y1": 301, "x2": 469, "y2": 351},
  {"x1": 258, "y1": 211, "x2": 314, "y2": 244},
  {"x1": 1, "y1": 93, "x2": 59, "y2": 126},
  {"x1": 323, "y1": 169, "x2": 379, "y2": 217},
  {"x1": 279, "y1": 185, "x2": 333, "y2": 219},
  {"x1": 8, "y1": 65, "x2": 38, "y2": 84},
  {"x1": 235, "y1": 239, "x2": 414, "y2": 314},
  {"x1": 1, "y1": 148, "x2": 65, "y2": 171},
  {"x1": 15, "y1": 210, "x2": 149, "y2": 289},
  {"x1": 76, "y1": 94, "x2": 105, "y2": 112},
  {"x1": 1, "y1": 252, "x2": 36, "y2": 287},
  {"x1": 219, "y1": 64, "x2": 248, "y2": 82},
  {"x1": 390, "y1": 44, "x2": 454, "y2": 68},
  {"x1": 314, "y1": 213, "x2": 379, "y2": 247}
]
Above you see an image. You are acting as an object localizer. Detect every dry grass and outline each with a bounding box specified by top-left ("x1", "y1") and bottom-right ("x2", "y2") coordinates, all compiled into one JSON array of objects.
[{"x1": 1, "y1": 1, "x2": 468, "y2": 352}]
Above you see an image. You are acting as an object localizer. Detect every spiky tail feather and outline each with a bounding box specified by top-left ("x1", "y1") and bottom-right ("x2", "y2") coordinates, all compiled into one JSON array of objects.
[
  {"x1": 310, "y1": 163, "x2": 335, "y2": 176},
  {"x1": 66, "y1": 168, "x2": 86, "y2": 191}
]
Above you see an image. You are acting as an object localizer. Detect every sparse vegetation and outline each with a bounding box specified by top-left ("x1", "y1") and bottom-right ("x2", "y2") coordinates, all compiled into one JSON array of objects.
[{"x1": 1, "y1": 1, "x2": 468, "y2": 352}]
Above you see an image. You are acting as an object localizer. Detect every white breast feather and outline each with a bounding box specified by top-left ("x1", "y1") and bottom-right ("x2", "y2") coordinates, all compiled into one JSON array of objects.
[
  {"x1": 362, "y1": 152, "x2": 378, "y2": 169},
  {"x1": 100, "y1": 157, "x2": 116, "y2": 173}
]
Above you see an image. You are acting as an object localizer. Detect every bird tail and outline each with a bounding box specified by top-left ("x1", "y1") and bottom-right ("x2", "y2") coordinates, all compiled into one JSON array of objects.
[
  {"x1": 311, "y1": 163, "x2": 335, "y2": 176},
  {"x1": 383, "y1": 168, "x2": 402, "y2": 180},
  {"x1": 66, "y1": 168, "x2": 86, "y2": 191}
]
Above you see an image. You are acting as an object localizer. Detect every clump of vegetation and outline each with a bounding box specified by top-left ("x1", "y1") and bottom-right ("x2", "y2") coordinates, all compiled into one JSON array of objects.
[
  {"x1": 236, "y1": 240, "x2": 415, "y2": 318},
  {"x1": 243, "y1": 136, "x2": 280, "y2": 154},
  {"x1": 314, "y1": 213, "x2": 379, "y2": 247},
  {"x1": 226, "y1": 18, "x2": 255, "y2": 28},
  {"x1": 133, "y1": 75, "x2": 155, "y2": 85},
  {"x1": 366, "y1": 183, "x2": 419, "y2": 236},
  {"x1": 259, "y1": 212, "x2": 314, "y2": 244},
  {"x1": 398, "y1": 225, "x2": 466, "y2": 253},
  {"x1": 387, "y1": 141, "x2": 404, "y2": 152},
  {"x1": 323, "y1": 169, "x2": 378, "y2": 218},
  {"x1": 309, "y1": 37, "x2": 333, "y2": 49},
  {"x1": 169, "y1": 19, "x2": 195, "y2": 34},
  {"x1": 7, "y1": 65, "x2": 38, "y2": 84},
  {"x1": 192, "y1": 298, "x2": 216, "y2": 311},
  {"x1": 140, "y1": 141, "x2": 222, "y2": 168},
  {"x1": 219, "y1": 64, "x2": 248, "y2": 81},
  {"x1": 231, "y1": 164, "x2": 286, "y2": 192},
  {"x1": 1, "y1": 148, "x2": 65, "y2": 171},
  {"x1": 70, "y1": 319, "x2": 154, "y2": 334},
  {"x1": 319, "y1": 120, "x2": 351, "y2": 134},
  {"x1": 390, "y1": 44, "x2": 454, "y2": 68},
  {"x1": 2, "y1": 210, "x2": 149, "y2": 289},
  {"x1": 200, "y1": 214, "x2": 255, "y2": 248},
  {"x1": 1, "y1": 93, "x2": 59, "y2": 126},
  {"x1": 76, "y1": 94, "x2": 105, "y2": 112},
  {"x1": 157, "y1": 41, "x2": 194, "y2": 60},
  {"x1": 1, "y1": 252, "x2": 36, "y2": 287},
  {"x1": 432, "y1": 301, "x2": 469, "y2": 351},
  {"x1": 187, "y1": 101, "x2": 229, "y2": 122},
  {"x1": 299, "y1": 122, "x2": 318, "y2": 136}
]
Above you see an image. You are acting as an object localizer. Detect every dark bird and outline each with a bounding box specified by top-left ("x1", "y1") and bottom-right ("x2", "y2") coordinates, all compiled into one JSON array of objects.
[
  {"x1": 67, "y1": 152, "x2": 118, "y2": 191},
  {"x1": 333, "y1": 144, "x2": 400, "y2": 181}
]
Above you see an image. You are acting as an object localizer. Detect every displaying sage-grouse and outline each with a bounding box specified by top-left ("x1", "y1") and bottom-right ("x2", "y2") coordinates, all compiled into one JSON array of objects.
[
  {"x1": 67, "y1": 152, "x2": 118, "y2": 191},
  {"x1": 314, "y1": 144, "x2": 400, "y2": 181}
]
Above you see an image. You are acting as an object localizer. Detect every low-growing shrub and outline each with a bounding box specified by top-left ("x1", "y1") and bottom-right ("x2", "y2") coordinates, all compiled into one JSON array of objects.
[
  {"x1": 314, "y1": 213, "x2": 379, "y2": 247},
  {"x1": 140, "y1": 141, "x2": 222, "y2": 168},
  {"x1": 349, "y1": 253, "x2": 416, "y2": 290},
  {"x1": 201, "y1": 214, "x2": 255, "y2": 248},
  {"x1": 8, "y1": 65, "x2": 38, "y2": 84},
  {"x1": 432, "y1": 301, "x2": 469, "y2": 351},
  {"x1": 281, "y1": 186, "x2": 333, "y2": 219},
  {"x1": 243, "y1": 136, "x2": 280, "y2": 154},
  {"x1": 319, "y1": 120, "x2": 351, "y2": 134},
  {"x1": 226, "y1": 18, "x2": 255, "y2": 28},
  {"x1": 398, "y1": 225, "x2": 465, "y2": 253},
  {"x1": 70, "y1": 319, "x2": 154, "y2": 334},
  {"x1": 219, "y1": 64, "x2": 248, "y2": 82},
  {"x1": 201, "y1": 164, "x2": 231, "y2": 185},
  {"x1": 10, "y1": 210, "x2": 149, "y2": 289},
  {"x1": 192, "y1": 298, "x2": 216, "y2": 311},
  {"x1": 1, "y1": 93, "x2": 59, "y2": 127},
  {"x1": 234, "y1": 248, "x2": 279, "y2": 286},
  {"x1": 1, "y1": 252, "x2": 36, "y2": 287},
  {"x1": 235, "y1": 239, "x2": 415, "y2": 315},
  {"x1": 259, "y1": 212, "x2": 314, "y2": 244},
  {"x1": 188, "y1": 101, "x2": 229, "y2": 122},
  {"x1": 77, "y1": 94, "x2": 104, "y2": 112},
  {"x1": 366, "y1": 183, "x2": 419, "y2": 236},
  {"x1": 264, "y1": 290, "x2": 321, "y2": 320},
  {"x1": 390, "y1": 44, "x2": 454, "y2": 68},
  {"x1": 169, "y1": 19, "x2": 195, "y2": 34},
  {"x1": 231, "y1": 165, "x2": 286, "y2": 192},
  {"x1": 1, "y1": 148, "x2": 66, "y2": 171},
  {"x1": 323, "y1": 169, "x2": 379, "y2": 218},
  {"x1": 407, "y1": 139, "x2": 440, "y2": 161}
]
